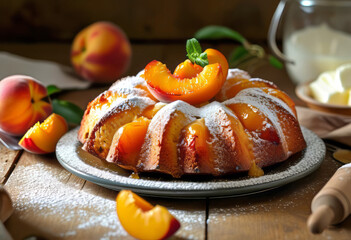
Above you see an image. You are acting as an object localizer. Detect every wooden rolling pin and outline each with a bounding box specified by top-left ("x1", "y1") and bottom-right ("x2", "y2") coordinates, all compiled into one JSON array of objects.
[
  {"x1": 0, "y1": 185, "x2": 13, "y2": 240},
  {"x1": 308, "y1": 163, "x2": 351, "y2": 234}
]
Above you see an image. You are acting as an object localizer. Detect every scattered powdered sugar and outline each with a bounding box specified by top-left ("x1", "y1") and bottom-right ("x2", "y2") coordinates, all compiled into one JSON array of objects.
[
  {"x1": 5, "y1": 161, "x2": 129, "y2": 239},
  {"x1": 6, "y1": 159, "x2": 206, "y2": 239}
]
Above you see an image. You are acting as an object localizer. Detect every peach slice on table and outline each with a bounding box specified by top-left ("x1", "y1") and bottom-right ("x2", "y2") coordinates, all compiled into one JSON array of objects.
[
  {"x1": 144, "y1": 60, "x2": 225, "y2": 105},
  {"x1": 19, "y1": 113, "x2": 68, "y2": 154},
  {"x1": 107, "y1": 117, "x2": 150, "y2": 171},
  {"x1": 116, "y1": 190, "x2": 181, "y2": 240}
]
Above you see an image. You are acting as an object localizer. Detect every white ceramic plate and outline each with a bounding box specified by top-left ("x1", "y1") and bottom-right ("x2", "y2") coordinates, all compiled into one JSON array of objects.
[{"x1": 56, "y1": 127, "x2": 325, "y2": 199}]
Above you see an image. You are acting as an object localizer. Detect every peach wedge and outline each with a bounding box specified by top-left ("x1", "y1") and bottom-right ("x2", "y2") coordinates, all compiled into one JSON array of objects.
[
  {"x1": 19, "y1": 113, "x2": 68, "y2": 154},
  {"x1": 116, "y1": 190, "x2": 180, "y2": 240},
  {"x1": 173, "y1": 48, "x2": 228, "y2": 80},
  {"x1": 144, "y1": 60, "x2": 225, "y2": 105},
  {"x1": 107, "y1": 117, "x2": 150, "y2": 171}
]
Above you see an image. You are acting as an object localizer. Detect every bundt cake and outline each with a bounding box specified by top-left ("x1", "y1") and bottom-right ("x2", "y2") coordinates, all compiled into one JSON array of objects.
[{"x1": 78, "y1": 67, "x2": 306, "y2": 178}]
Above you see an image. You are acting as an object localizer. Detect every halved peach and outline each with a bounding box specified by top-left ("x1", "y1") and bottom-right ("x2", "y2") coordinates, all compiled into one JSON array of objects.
[
  {"x1": 116, "y1": 190, "x2": 180, "y2": 240},
  {"x1": 107, "y1": 117, "x2": 150, "y2": 171},
  {"x1": 19, "y1": 113, "x2": 68, "y2": 154},
  {"x1": 144, "y1": 60, "x2": 225, "y2": 105}
]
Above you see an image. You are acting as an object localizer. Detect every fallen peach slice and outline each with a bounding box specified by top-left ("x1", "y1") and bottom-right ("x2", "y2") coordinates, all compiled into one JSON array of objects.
[
  {"x1": 116, "y1": 190, "x2": 181, "y2": 240},
  {"x1": 19, "y1": 113, "x2": 68, "y2": 154},
  {"x1": 144, "y1": 60, "x2": 225, "y2": 105}
]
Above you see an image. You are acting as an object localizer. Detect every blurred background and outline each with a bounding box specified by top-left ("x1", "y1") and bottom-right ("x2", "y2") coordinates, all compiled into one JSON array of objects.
[
  {"x1": 0, "y1": 0, "x2": 280, "y2": 42},
  {"x1": 0, "y1": 0, "x2": 286, "y2": 91}
]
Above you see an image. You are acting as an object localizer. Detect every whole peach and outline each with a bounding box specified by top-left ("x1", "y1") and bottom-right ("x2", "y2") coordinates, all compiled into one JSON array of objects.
[
  {"x1": 0, "y1": 75, "x2": 53, "y2": 136},
  {"x1": 71, "y1": 21, "x2": 132, "y2": 83}
]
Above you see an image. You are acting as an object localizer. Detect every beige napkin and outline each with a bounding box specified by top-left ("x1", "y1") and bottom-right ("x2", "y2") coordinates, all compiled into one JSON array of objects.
[
  {"x1": 0, "y1": 52, "x2": 90, "y2": 90},
  {"x1": 297, "y1": 106, "x2": 351, "y2": 146}
]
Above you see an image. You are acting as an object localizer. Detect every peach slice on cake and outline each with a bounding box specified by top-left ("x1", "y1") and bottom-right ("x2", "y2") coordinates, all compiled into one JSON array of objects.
[
  {"x1": 173, "y1": 49, "x2": 228, "y2": 80},
  {"x1": 107, "y1": 117, "x2": 150, "y2": 171},
  {"x1": 216, "y1": 77, "x2": 278, "y2": 102},
  {"x1": 19, "y1": 113, "x2": 68, "y2": 154},
  {"x1": 179, "y1": 118, "x2": 214, "y2": 174},
  {"x1": 173, "y1": 59, "x2": 203, "y2": 79},
  {"x1": 144, "y1": 60, "x2": 225, "y2": 105},
  {"x1": 143, "y1": 39, "x2": 228, "y2": 105},
  {"x1": 116, "y1": 190, "x2": 180, "y2": 240}
]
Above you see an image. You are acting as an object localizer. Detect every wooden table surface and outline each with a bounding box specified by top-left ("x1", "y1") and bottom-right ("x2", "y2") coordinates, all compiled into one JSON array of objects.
[{"x1": 1, "y1": 43, "x2": 351, "y2": 240}]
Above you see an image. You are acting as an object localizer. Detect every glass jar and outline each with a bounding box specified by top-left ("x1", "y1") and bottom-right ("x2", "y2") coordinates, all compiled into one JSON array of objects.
[{"x1": 269, "y1": 0, "x2": 351, "y2": 84}]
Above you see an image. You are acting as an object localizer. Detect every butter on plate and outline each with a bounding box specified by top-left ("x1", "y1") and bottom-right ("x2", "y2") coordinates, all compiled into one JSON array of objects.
[{"x1": 310, "y1": 63, "x2": 351, "y2": 106}]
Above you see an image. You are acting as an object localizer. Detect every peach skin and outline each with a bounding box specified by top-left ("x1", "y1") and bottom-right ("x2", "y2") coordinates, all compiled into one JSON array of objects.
[
  {"x1": 19, "y1": 113, "x2": 68, "y2": 154},
  {"x1": 116, "y1": 190, "x2": 181, "y2": 240},
  {"x1": 71, "y1": 21, "x2": 131, "y2": 83},
  {"x1": 0, "y1": 75, "x2": 52, "y2": 136}
]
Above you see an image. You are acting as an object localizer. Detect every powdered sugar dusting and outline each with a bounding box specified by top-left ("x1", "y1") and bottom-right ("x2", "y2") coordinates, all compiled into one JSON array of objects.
[
  {"x1": 224, "y1": 88, "x2": 289, "y2": 155},
  {"x1": 109, "y1": 76, "x2": 146, "y2": 91}
]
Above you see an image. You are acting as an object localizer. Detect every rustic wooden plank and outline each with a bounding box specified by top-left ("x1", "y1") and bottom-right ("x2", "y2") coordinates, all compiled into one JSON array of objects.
[
  {"x1": 207, "y1": 153, "x2": 351, "y2": 240},
  {"x1": 0, "y1": 144, "x2": 21, "y2": 184}
]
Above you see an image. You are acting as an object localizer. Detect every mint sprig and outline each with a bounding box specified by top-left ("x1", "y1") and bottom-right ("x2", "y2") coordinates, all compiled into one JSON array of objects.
[{"x1": 186, "y1": 38, "x2": 209, "y2": 67}]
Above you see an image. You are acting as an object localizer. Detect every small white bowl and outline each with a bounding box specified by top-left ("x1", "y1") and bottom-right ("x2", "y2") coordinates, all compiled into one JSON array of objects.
[{"x1": 295, "y1": 81, "x2": 351, "y2": 116}]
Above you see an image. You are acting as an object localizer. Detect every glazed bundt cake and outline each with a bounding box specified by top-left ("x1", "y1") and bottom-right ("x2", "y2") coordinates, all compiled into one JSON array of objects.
[{"x1": 78, "y1": 68, "x2": 306, "y2": 178}]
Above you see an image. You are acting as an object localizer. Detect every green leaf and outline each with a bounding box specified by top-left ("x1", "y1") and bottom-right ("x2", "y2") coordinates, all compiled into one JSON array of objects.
[
  {"x1": 229, "y1": 46, "x2": 249, "y2": 65},
  {"x1": 268, "y1": 55, "x2": 284, "y2": 69},
  {"x1": 46, "y1": 85, "x2": 61, "y2": 96},
  {"x1": 195, "y1": 58, "x2": 207, "y2": 67},
  {"x1": 195, "y1": 25, "x2": 246, "y2": 44},
  {"x1": 185, "y1": 38, "x2": 208, "y2": 67},
  {"x1": 52, "y1": 99, "x2": 84, "y2": 125},
  {"x1": 186, "y1": 38, "x2": 202, "y2": 56}
]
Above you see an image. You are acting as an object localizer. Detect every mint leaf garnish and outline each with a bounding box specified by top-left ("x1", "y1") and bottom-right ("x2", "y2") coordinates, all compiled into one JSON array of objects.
[{"x1": 186, "y1": 38, "x2": 209, "y2": 67}]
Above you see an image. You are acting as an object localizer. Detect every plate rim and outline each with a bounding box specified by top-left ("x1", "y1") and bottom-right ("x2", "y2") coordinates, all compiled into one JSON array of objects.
[{"x1": 56, "y1": 127, "x2": 325, "y2": 199}]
